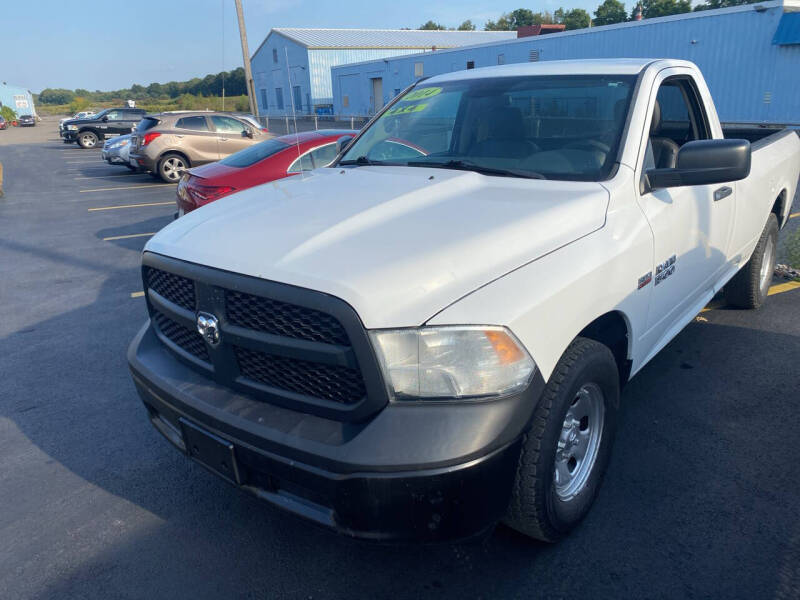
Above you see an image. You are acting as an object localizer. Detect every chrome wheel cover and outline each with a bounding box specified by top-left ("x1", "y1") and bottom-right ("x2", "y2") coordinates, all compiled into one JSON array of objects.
[
  {"x1": 162, "y1": 157, "x2": 185, "y2": 181},
  {"x1": 554, "y1": 382, "x2": 606, "y2": 501}
]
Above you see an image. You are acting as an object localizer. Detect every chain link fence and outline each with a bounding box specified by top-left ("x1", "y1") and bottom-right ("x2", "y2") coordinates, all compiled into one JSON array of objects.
[{"x1": 255, "y1": 115, "x2": 371, "y2": 136}]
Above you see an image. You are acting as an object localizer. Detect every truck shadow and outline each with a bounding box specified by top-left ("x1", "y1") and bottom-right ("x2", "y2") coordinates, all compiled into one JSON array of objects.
[{"x1": 2, "y1": 259, "x2": 799, "y2": 598}]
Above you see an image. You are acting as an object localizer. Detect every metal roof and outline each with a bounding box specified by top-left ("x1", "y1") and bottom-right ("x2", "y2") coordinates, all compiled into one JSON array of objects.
[{"x1": 270, "y1": 28, "x2": 516, "y2": 49}]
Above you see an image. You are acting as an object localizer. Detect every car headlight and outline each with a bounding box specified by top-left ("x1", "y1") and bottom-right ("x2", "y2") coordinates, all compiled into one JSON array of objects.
[
  {"x1": 369, "y1": 326, "x2": 535, "y2": 400},
  {"x1": 67, "y1": 124, "x2": 78, "y2": 130},
  {"x1": 113, "y1": 139, "x2": 129, "y2": 148}
]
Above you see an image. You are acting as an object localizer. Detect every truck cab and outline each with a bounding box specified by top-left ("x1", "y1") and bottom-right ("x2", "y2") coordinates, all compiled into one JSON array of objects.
[{"x1": 62, "y1": 107, "x2": 146, "y2": 148}]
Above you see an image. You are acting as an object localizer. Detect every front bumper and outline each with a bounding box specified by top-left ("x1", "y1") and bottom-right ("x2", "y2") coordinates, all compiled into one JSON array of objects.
[
  {"x1": 63, "y1": 130, "x2": 78, "y2": 141},
  {"x1": 128, "y1": 321, "x2": 544, "y2": 541}
]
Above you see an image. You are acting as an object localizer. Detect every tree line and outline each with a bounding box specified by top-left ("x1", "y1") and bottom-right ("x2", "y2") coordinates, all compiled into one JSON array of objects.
[
  {"x1": 37, "y1": 67, "x2": 248, "y2": 105},
  {"x1": 419, "y1": 0, "x2": 760, "y2": 32}
]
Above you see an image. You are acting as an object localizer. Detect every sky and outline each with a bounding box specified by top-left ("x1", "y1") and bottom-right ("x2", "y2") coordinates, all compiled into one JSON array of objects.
[{"x1": 0, "y1": 0, "x2": 613, "y2": 93}]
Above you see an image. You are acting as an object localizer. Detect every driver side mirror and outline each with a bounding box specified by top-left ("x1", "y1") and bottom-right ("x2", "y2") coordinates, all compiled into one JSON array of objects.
[
  {"x1": 336, "y1": 135, "x2": 354, "y2": 155},
  {"x1": 644, "y1": 139, "x2": 750, "y2": 192},
  {"x1": 102, "y1": 116, "x2": 108, "y2": 122},
  {"x1": 243, "y1": 128, "x2": 254, "y2": 138}
]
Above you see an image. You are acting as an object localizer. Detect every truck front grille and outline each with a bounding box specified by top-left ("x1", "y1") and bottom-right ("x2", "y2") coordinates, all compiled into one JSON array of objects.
[
  {"x1": 153, "y1": 311, "x2": 209, "y2": 362},
  {"x1": 142, "y1": 259, "x2": 385, "y2": 420},
  {"x1": 234, "y1": 346, "x2": 366, "y2": 404}
]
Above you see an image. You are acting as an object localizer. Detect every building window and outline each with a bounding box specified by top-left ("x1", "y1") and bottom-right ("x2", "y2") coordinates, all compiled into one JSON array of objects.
[
  {"x1": 466, "y1": 60, "x2": 475, "y2": 69},
  {"x1": 293, "y1": 86, "x2": 302, "y2": 111},
  {"x1": 393, "y1": 88, "x2": 401, "y2": 98},
  {"x1": 273, "y1": 48, "x2": 278, "y2": 63},
  {"x1": 497, "y1": 54, "x2": 505, "y2": 65},
  {"x1": 260, "y1": 89, "x2": 268, "y2": 110},
  {"x1": 343, "y1": 95, "x2": 349, "y2": 108},
  {"x1": 414, "y1": 62, "x2": 424, "y2": 77},
  {"x1": 275, "y1": 87, "x2": 284, "y2": 110}
]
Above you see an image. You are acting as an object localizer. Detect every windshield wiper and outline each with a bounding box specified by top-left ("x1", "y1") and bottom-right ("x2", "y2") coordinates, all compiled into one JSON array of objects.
[
  {"x1": 338, "y1": 155, "x2": 386, "y2": 166},
  {"x1": 405, "y1": 159, "x2": 546, "y2": 180}
]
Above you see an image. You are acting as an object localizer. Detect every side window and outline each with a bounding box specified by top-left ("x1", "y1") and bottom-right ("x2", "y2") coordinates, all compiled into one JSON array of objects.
[
  {"x1": 106, "y1": 110, "x2": 123, "y2": 120},
  {"x1": 287, "y1": 152, "x2": 314, "y2": 173},
  {"x1": 275, "y1": 88, "x2": 284, "y2": 110},
  {"x1": 647, "y1": 78, "x2": 710, "y2": 169},
  {"x1": 176, "y1": 116, "x2": 210, "y2": 131},
  {"x1": 309, "y1": 143, "x2": 337, "y2": 168},
  {"x1": 211, "y1": 116, "x2": 246, "y2": 134}
]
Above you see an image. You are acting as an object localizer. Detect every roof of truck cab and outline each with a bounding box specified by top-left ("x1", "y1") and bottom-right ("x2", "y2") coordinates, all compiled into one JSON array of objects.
[{"x1": 424, "y1": 58, "x2": 694, "y2": 84}]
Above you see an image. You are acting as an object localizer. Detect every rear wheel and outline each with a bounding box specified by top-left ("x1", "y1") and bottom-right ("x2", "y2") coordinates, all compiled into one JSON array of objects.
[
  {"x1": 504, "y1": 337, "x2": 619, "y2": 542},
  {"x1": 725, "y1": 213, "x2": 778, "y2": 309},
  {"x1": 77, "y1": 130, "x2": 98, "y2": 149},
  {"x1": 157, "y1": 153, "x2": 188, "y2": 183}
]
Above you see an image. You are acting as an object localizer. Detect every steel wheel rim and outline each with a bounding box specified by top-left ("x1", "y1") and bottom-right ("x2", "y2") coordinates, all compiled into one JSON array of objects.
[
  {"x1": 554, "y1": 382, "x2": 605, "y2": 501},
  {"x1": 759, "y1": 234, "x2": 775, "y2": 296},
  {"x1": 162, "y1": 158, "x2": 185, "y2": 181},
  {"x1": 81, "y1": 134, "x2": 96, "y2": 148}
]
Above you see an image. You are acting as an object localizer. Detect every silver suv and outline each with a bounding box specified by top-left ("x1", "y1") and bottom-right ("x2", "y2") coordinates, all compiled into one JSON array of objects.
[{"x1": 129, "y1": 111, "x2": 270, "y2": 182}]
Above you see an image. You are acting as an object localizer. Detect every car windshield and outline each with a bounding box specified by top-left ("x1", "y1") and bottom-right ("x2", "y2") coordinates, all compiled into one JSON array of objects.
[
  {"x1": 219, "y1": 138, "x2": 290, "y2": 168},
  {"x1": 339, "y1": 75, "x2": 635, "y2": 181}
]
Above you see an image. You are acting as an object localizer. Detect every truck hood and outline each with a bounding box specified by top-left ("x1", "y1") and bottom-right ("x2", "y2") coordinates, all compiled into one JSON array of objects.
[{"x1": 146, "y1": 166, "x2": 608, "y2": 328}]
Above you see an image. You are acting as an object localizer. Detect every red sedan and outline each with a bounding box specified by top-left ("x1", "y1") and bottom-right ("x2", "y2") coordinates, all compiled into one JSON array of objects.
[{"x1": 176, "y1": 129, "x2": 357, "y2": 215}]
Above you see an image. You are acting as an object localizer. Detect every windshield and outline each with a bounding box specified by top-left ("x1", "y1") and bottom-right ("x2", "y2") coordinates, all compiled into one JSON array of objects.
[
  {"x1": 91, "y1": 109, "x2": 109, "y2": 120},
  {"x1": 339, "y1": 75, "x2": 635, "y2": 181},
  {"x1": 219, "y1": 138, "x2": 289, "y2": 168}
]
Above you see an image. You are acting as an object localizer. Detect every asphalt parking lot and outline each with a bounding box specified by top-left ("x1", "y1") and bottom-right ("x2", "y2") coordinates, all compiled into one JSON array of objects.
[{"x1": 1, "y1": 117, "x2": 800, "y2": 599}]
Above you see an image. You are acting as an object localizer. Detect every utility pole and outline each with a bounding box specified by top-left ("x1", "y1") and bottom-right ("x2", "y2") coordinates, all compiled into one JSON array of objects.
[{"x1": 234, "y1": 0, "x2": 258, "y2": 116}]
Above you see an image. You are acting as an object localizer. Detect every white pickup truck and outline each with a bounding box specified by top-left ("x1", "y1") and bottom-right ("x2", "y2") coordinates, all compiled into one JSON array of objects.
[{"x1": 128, "y1": 59, "x2": 800, "y2": 543}]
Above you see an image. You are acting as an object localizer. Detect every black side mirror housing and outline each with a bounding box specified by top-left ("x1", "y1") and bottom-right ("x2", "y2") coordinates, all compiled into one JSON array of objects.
[
  {"x1": 336, "y1": 135, "x2": 354, "y2": 155},
  {"x1": 644, "y1": 139, "x2": 751, "y2": 192},
  {"x1": 102, "y1": 116, "x2": 108, "y2": 122},
  {"x1": 243, "y1": 128, "x2": 254, "y2": 138}
]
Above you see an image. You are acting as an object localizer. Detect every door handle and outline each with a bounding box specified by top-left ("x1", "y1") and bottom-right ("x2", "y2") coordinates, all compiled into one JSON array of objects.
[
  {"x1": 220, "y1": 137, "x2": 229, "y2": 141},
  {"x1": 713, "y1": 186, "x2": 732, "y2": 201},
  {"x1": 176, "y1": 134, "x2": 184, "y2": 138}
]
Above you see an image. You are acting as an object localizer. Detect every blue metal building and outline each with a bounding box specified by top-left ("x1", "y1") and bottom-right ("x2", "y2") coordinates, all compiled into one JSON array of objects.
[
  {"x1": 0, "y1": 82, "x2": 36, "y2": 117},
  {"x1": 331, "y1": 0, "x2": 800, "y2": 124},
  {"x1": 249, "y1": 29, "x2": 516, "y2": 116}
]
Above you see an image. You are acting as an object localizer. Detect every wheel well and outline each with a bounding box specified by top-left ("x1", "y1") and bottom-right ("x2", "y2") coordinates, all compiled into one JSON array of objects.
[
  {"x1": 158, "y1": 151, "x2": 191, "y2": 169},
  {"x1": 578, "y1": 311, "x2": 631, "y2": 386},
  {"x1": 772, "y1": 189, "x2": 787, "y2": 228}
]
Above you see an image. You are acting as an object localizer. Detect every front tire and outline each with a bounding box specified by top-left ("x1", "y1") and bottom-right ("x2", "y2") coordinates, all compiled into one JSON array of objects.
[
  {"x1": 157, "y1": 153, "x2": 188, "y2": 183},
  {"x1": 725, "y1": 213, "x2": 778, "y2": 309},
  {"x1": 77, "y1": 130, "x2": 98, "y2": 149},
  {"x1": 505, "y1": 337, "x2": 619, "y2": 542}
]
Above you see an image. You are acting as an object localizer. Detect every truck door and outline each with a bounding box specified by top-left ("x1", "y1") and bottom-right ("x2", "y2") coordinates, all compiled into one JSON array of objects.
[{"x1": 636, "y1": 71, "x2": 735, "y2": 338}]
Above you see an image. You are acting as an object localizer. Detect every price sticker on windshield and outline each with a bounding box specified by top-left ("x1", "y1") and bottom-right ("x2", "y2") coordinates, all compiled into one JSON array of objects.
[
  {"x1": 402, "y1": 87, "x2": 442, "y2": 102},
  {"x1": 386, "y1": 103, "x2": 428, "y2": 116}
]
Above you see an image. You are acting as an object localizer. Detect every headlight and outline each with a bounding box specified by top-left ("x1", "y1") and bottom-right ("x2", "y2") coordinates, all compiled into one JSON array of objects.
[
  {"x1": 370, "y1": 326, "x2": 535, "y2": 400},
  {"x1": 67, "y1": 124, "x2": 78, "y2": 130},
  {"x1": 113, "y1": 139, "x2": 129, "y2": 148}
]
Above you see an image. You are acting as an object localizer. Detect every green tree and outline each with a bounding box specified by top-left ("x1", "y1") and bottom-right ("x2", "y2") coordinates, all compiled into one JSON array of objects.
[
  {"x1": 486, "y1": 8, "x2": 541, "y2": 30},
  {"x1": 457, "y1": 19, "x2": 476, "y2": 30},
  {"x1": 594, "y1": 0, "x2": 628, "y2": 25},
  {"x1": 38, "y1": 88, "x2": 75, "y2": 104},
  {"x1": 634, "y1": 0, "x2": 691, "y2": 19},
  {"x1": 419, "y1": 20, "x2": 446, "y2": 30},
  {"x1": 74, "y1": 88, "x2": 91, "y2": 97},
  {"x1": 563, "y1": 8, "x2": 592, "y2": 29},
  {"x1": 694, "y1": 0, "x2": 754, "y2": 10},
  {"x1": 68, "y1": 97, "x2": 90, "y2": 113},
  {"x1": 0, "y1": 105, "x2": 17, "y2": 122}
]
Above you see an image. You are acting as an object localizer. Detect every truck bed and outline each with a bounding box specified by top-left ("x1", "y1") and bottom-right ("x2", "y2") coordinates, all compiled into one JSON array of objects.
[{"x1": 722, "y1": 124, "x2": 799, "y2": 146}]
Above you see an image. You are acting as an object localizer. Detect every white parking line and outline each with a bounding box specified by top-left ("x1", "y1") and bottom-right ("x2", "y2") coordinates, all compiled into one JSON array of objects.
[
  {"x1": 73, "y1": 174, "x2": 149, "y2": 180},
  {"x1": 103, "y1": 232, "x2": 155, "y2": 241},
  {"x1": 80, "y1": 184, "x2": 173, "y2": 193},
  {"x1": 88, "y1": 201, "x2": 174, "y2": 212}
]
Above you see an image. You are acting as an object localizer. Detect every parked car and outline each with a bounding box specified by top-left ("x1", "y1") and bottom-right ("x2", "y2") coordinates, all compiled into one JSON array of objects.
[
  {"x1": 101, "y1": 134, "x2": 134, "y2": 168},
  {"x1": 59, "y1": 111, "x2": 95, "y2": 136},
  {"x1": 0, "y1": 116, "x2": 6, "y2": 130},
  {"x1": 128, "y1": 111, "x2": 272, "y2": 183},
  {"x1": 128, "y1": 59, "x2": 800, "y2": 543},
  {"x1": 175, "y1": 129, "x2": 357, "y2": 215},
  {"x1": 62, "y1": 107, "x2": 146, "y2": 148},
  {"x1": 18, "y1": 114, "x2": 35, "y2": 127}
]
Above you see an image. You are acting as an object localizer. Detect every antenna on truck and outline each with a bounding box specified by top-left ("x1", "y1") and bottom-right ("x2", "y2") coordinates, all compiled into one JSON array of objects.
[{"x1": 285, "y1": 47, "x2": 305, "y2": 180}]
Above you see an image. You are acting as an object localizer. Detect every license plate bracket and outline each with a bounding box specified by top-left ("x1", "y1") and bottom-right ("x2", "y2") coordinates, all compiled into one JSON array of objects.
[{"x1": 179, "y1": 418, "x2": 242, "y2": 485}]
